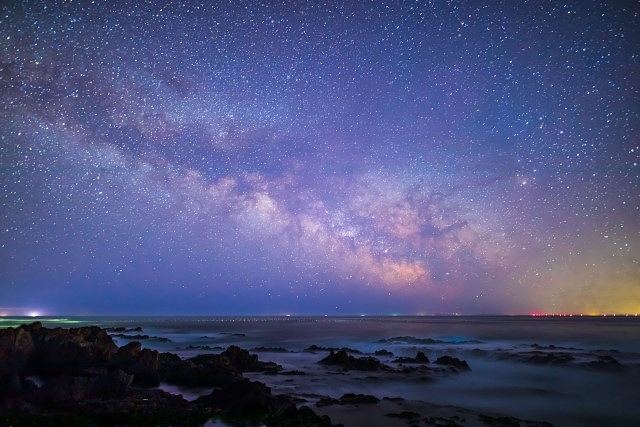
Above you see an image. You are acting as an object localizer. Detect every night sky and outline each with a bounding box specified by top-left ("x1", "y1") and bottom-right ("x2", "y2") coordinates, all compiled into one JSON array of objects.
[{"x1": 1, "y1": 1, "x2": 638, "y2": 315}]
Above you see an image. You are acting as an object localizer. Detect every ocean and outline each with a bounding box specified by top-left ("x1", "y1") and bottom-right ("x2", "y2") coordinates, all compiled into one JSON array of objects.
[{"x1": 3, "y1": 315, "x2": 639, "y2": 426}]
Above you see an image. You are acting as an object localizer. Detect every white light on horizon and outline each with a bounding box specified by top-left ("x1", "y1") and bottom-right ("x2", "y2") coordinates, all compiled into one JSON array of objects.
[{"x1": 28, "y1": 311, "x2": 40, "y2": 318}]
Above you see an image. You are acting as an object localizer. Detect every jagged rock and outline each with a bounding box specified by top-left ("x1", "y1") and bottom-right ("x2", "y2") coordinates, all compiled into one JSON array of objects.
[
  {"x1": 378, "y1": 336, "x2": 481, "y2": 345},
  {"x1": 159, "y1": 346, "x2": 280, "y2": 387},
  {"x1": 425, "y1": 415, "x2": 465, "y2": 427},
  {"x1": 522, "y1": 352, "x2": 574, "y2": 365},
  {"x1": 201, "y1": 346, "x2": 281, "y2": 372},
  {"x1": 316, "y1": 393, "x2": 379, "y2": 407},
  {"x1": 111, "y1": 342, "x2": 160, "y2": 386},
  {"x1": 220, "y1": 345, "x2": 274, "y2": 371},
  {"x1": 305, "y1": 345, "x2": 363, "y2": 354},
  {"x1": 471, "y1": 348, "x2": 488, "y2": 356},
  {"x1": 26, "y1": 324, "x2": 118, "y2": 375},
  {"x1": 583, "y1": 355, "x2": 622, "y2": 370},
  {"x1": 265, "y1": 369, "x2": 306, "y2": 376},
  {"x1": 181, "y1": 345, "x2": 224, "y2": 351},
  {"x1": 195, "y1": 379, "x2": 333, "y2": 426},
  {"x1": 196, "y1": 378, "x2": 273, "y2": 414},
  {"x1": 111, "y1": 334, "x2": 171, "y2": 342},
  {"x1": 32, "y1": 369, "x2": 133, "y2": 403},
  {"x1": 2, "y1": 388, "x2": 207, "y2": 426},
  {"x1": 0, "y1": 323, "x2": 336, "y2": 427},
  {"x1": 393, "y1": 351, "x2": 429, "y2": 364},
  {"x1": 114, "y1": 341, "x2": 142, "y2": 359},
  {"x1": 105, "y1": 327, "x2": 143, "y2": 333},
  {"x1": 435, "y1": 356, "x2": 470, "y2": 371},
  {"x1": 159, "y1": 355, "x2": 241, "y2": 387},
  {"x1": 0, "y1": 326, "x2": 34, "y2": 386},
  {"x1": 374, "y1": 349, "x2": 394, "y2": 356},
  {"x1": 319, "y1": 350, "x2": 388, "y2": 371}
]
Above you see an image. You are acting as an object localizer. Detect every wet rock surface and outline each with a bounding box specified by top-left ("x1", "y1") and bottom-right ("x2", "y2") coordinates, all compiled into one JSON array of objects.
[
  {"x1": 378, "y1": 336, "x2": 482, "y2": 345},
  {"x1": 486, "y1": 344, "x2": 627, "y2": 370},
  {"x1": 305, "y1": 345, "x2": 363, "y2": 354},
  {"x1": 435, "y1": 356, "x2": 471, "y2": 371},
  {"x1": 110, "y1": 333, "x2": 172, "y2": 343},
  {"x1": 319, "y1": 350, "x2": 390, "y2": 371},
  {"x1": 393, "y1": 351, "x2": 430, "y2": 364},
  {"x1": 0, "y1": 322, "x2": 570, "y2": 427},
  {"x1": 0, "y1": 322, "x2": 334, "y2": 426},
  {"x1": 316, "y1": 393, "x2": 380, "y2": 407}
]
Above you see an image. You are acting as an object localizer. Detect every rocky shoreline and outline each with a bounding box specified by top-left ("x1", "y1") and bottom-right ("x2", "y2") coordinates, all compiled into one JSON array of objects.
[
  {"x1": 0, "y1": 322, "x2": 563, "y2": 426},
  {"x1": 0, "y1": 322, "x2": 333, "y2": 426}
]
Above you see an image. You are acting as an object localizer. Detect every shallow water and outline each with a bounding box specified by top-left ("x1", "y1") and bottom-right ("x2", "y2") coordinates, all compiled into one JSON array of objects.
[{"x1": 8, "y1": 315, "x2": 640, "y2": 426}]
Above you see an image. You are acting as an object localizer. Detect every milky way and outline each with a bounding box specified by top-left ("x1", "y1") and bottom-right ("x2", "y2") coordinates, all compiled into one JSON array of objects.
[{"x1": 1, "y1": 1, "x2": 638, "y2": 315}]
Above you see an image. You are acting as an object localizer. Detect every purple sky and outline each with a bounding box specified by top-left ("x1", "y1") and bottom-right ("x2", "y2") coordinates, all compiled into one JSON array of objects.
[{"x1": 1, "y1": 1, "x2": 638, "y2": 315}]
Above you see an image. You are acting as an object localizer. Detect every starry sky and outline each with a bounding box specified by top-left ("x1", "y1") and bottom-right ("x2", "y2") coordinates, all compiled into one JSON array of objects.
[{"x1": 1, "y1": 1, "x2": 639, "y2": 315}]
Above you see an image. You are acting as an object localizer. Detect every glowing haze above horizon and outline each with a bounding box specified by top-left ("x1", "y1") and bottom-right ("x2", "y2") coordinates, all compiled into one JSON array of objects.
[{"x1": 1, "y1": 1, "x2": 639, "y2": 316}]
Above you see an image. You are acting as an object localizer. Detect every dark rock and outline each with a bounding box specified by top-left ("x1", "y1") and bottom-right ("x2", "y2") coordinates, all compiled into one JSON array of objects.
[
  {"x1": 478, "y1": 414, "x2": 521, "y2": 426},
  {"x1": 111, "y1": 342, "x2": 160, "y2": 387},
  {"x1": 0, "y1": 323, "x2": 336, "y2": 427},
  {"x1": 471, "y1": 348, "x2": 488, "y2": 356},
  {"x1": 110, "y1": 333, "x2": 171, "y2": 342},
  {"x1": 435, "y1": 356, "x2": 470, "y2": 371},
  {"x1": 385, "y1": 411, "x2": 421, "y2": 419},
  {"x1": 128, "y1": 349, "x2": 161, "y2": 387},
  {"x1": 2, "y1": 388, "x2": 208, "y2": 426},
  {"x1": 105, "y1": 326, "x2": 143, "y2": 333},
  {"x1": 523, "y1": 352, "x2": 575, "y2": 365},
  {"x1": 379, "y1": 336, "x2": 482, "y2": 345},
  {"x1": 374, "y1": 349, "x2": 394, "y2": 356},
  {"x1": 278, "y1": 370, "x2": 307, "y2": 376},
  {"x1": 76, "y1": 388, "x2": 206, "y2": 425},
  {"x1": 114, "y1": 341, "x2": 142, "y2": 359},
  {"x1": 181, "y1": 345, "x2": 225, "y2": 351},
  {"x1": 29, "y1": 325, "x2": 118, "y2": 375},
  {"x1": 394, "y1": 351, "x2": 429, "y2": 364},
  {"x1": 415, "y1": 351, "x2": 429, "y2": 363},
  {"x1": 0, "y1": 326, "x2": 34, "y2": 385},
  {"x1": 383, "y1": 396, "x2": 405, "y2": 402},
  {"x1": 583, "y1": 355, "x2": 622, "y2": 370},
  {"x1": 305, "y1": 345, "x2": 363, "y2": 354},
  {"x1": 317, "y1": 393, "x2": 379, "y2": 407},
  {"x1": 425, "y1": 415, "x2": 465, "y2": 427},
  {"x1": 158, "y1": 351, "x2": 181, "y2": 365},
  {"x1": 218, "y1": 345, "x2": 282, "y2": 372},
  {"x1": 267, "y1": 401, "x2": 334, "y2": 427},
  {"x1": 195, "y1": 379, "x2": 334, "y2": 426},
  {"x1": 159, "y1": 346, "x2": 280, "y2": 387},
  {"x1": 319, "y1": 350, "x2": 388, "y2": 371},
  {"x1": 33, "y1": 369, "x2": 133, "y2": 403},
  {"x1": 196, "y1": 378, "x2": 273, "y2": 415},
  {"x1": 159, "y1": 355, "x2": 240, "y2": 387},
  {"x1": 530, "y1": 343, "x2": 581, "y2": 351}
]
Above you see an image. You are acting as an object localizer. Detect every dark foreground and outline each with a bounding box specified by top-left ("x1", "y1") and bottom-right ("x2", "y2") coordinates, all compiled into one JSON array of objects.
[{"x1": 0, "y1": 321, "x2": 565, "y2": 427}]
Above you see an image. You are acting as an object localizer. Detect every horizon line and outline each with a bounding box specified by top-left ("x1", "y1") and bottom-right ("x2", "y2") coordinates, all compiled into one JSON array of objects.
[{"x1": 1, "y1": 313, "x2": 639, "y2": 319}]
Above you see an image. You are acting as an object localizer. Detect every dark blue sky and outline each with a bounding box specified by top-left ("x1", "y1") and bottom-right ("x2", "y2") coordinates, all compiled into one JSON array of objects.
[{"x1": 1, "y1": 1, "x2": 638, "y2": 315}]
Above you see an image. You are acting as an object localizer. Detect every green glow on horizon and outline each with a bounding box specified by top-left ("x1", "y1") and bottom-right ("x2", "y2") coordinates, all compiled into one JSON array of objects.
[{"x1": 0, "y1": 318, "x2": 84, "y2": 327}]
